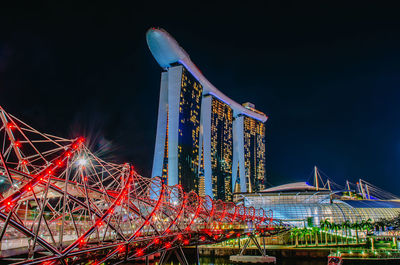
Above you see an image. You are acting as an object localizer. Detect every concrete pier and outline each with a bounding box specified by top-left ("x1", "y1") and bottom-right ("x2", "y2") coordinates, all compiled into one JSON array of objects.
[{"x1": 230, "y1": 255, "x2": 276, "y2": 264}]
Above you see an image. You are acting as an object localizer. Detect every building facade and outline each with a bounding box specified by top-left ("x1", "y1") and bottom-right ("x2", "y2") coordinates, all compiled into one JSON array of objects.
[
  {"x1": 236, "y1": 181, "x2": 400, "y2": 227},
  {"x1": 147, "y1": 28, "x2": 268, "y2": 200}
]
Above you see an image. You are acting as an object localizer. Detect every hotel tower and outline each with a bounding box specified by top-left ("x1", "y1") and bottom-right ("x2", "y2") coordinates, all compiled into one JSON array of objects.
[{"x1": 147, "y1": 28, "x2": 267, "y2": 201}]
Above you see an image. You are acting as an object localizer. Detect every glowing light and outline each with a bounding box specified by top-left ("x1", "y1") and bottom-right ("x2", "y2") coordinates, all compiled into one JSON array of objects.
[
  {"x1": 183, "y1": 239, "x2": 190, "y2": 245},
  {"x1": 118, "y1": 245, "x2": 125, "y2": 252},
  {"x1": 76, "y1": 157, "x2": 88, "y2": 167},
  {"x1": 137, "y1": 249, "x2": 144, "y2": 256},
  {"x1": 165, "y1": 242, "x2": 171, "y2": 248}
]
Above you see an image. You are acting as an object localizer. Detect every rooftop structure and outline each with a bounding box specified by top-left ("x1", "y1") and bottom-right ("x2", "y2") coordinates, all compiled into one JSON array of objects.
[
  {"x1": 147, "y1": 28, "x2": 268, "y2": 199},
  {"x1": 236, "y1": 167, "x2": 400, "y2": 227}
]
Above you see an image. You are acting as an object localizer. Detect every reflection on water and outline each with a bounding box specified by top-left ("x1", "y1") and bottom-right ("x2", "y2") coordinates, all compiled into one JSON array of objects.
[
  {"x1": 198, "y1": 256, "x2": 326, "y2": 265},
  {"x1": 122, "y1": 256, "x2": 327, "y2": 265}
]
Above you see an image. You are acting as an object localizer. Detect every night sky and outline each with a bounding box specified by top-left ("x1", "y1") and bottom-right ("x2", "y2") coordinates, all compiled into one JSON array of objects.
[{"x1": 1, "y1": 2, "x2": 399, "y2": 194}]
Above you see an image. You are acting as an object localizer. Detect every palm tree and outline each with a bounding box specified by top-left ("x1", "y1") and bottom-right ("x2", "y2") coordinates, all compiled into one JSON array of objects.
[
  {"x1": 364, "y1": 218, "x2": 373, "y2": 234},
  {"x1": 301, "y1": 227, "x2": 309, "y2": 246},
  {"x1": 342, "y1": 220, "x2": 351, "y2": 245},
  {"x1": 312, "y1": 227, "x2": 319, "y2": 246},
  {"x1": 290, "y1": 228, "x2": 300, "y2": 247},
  {"x1": 320, "y1": 219, "x2": 331, "y2": 245},
  {"x1": 352, "y1": 221, "x2": 361, "y2": 244},
  {"x1": 333, "y1": 223, "x2": 340, "y2": 245}
]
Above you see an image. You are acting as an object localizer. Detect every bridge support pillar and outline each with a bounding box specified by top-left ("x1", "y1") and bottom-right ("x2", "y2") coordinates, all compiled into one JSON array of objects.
[
  {"x1": 159, "y1": 246, "x2": 189, "y2": 265},
  {"x1": 195, "y1": 244, "x2": 200, "y2": 265}
]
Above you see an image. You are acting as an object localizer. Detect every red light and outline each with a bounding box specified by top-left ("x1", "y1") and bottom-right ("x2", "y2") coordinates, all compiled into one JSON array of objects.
[
  {"x1": 7, "y1": 201, "x2": 11, "y2": 205},
  {"x1": 177, "y1": 234, "x2": 183, "y2": 240},
  {"x1": 7, "y1": 123, "x2": 14, "y2": 129},
  {"x1": 153, "y1": 238, "x2": 160, "y2": 244},
  {"x1": 27, "y1": 186, "x2": 31, "y2": 191},
  {"x1": 165, "y1": 242, "x2": 171, "y2": 248},
  {"x1": 118, "y1": 245, "x2": 125, "y2": 252},
  {"x1": 137, "y1": 249, "x2": 144, "y2": 257},
  {"x1": 200, "y1": 236, "x2": 206, "y2": 241},
  {"x1": 65, "y1": 152, "x2": 71, "y2": 157},
  {"x1": 15, "y1": 141, "x2": 21, "y2": 147},
  {"x1": 247, "y1": 233, "x2": 251, "y2": 236},
  {"x1": 48, "y1": 170, "x2": 53, "y2": 175},
  {"x1": 21, "y1": 160, "x2": 27, "y2": 165},
  {"x1": 183, "y1": 239, "x2": 189, "y2": 245},
  {"x1": 57, "y1": 160, "x2": 63, "y2": 166},
  {"x1": 237, "y1": 233, "x2": 240, "y2": 237},
  {"x1": 84, "y1": 177, "x2": 88, "y2": 182},
  {"x1": 144, "y1": 220, "x2": 150, "y2": 225}
]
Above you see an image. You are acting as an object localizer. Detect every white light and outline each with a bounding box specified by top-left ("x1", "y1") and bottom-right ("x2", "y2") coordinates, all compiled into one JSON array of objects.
[{"x1": 76, "y1": 157, "x2": 88, "y2": 167}]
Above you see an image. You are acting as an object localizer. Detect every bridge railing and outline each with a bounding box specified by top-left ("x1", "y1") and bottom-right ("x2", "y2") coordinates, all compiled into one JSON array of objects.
[{"x1": 0, "y1": 107, "x2": 277, "y2": 265}]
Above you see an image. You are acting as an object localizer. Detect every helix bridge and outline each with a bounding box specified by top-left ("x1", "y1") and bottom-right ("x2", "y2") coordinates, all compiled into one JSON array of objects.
[{"x1": 0, "y1": 106, "x2": 284, "y2": 265}]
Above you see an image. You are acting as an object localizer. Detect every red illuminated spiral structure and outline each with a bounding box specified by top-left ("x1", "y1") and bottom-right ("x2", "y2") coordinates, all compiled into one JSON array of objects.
[{"x1": 0, "y1": 106, "x2": 279, "y2": 265}]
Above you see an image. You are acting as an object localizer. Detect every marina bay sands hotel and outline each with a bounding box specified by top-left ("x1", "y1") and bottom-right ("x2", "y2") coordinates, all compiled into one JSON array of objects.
[{"x1": 147, "y1": 28, "x2": 267, "y2": 201}]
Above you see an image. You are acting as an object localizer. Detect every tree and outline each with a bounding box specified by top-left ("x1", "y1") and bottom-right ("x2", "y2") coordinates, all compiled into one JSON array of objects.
[
  {"x1": 312, "y1": 227, "x2": 319, "y2": 246},
  {"x1": 352, "y1": 221, "x2": 362, "y2": 244},
  {"x1": 291, "y1": 228, "x2": 300, "y2": 247},
  {"x1": 342, "y1": 220, "x2": 351, "y2": 245},
  {"x1": 320, "y1": 219, "x2": 331, "y2": 245}
]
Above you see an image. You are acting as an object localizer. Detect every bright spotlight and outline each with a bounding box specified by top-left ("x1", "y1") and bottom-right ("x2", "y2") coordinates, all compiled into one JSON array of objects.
[{"x1": 76, "y1": 157, "x2": 88, "y2": 167}]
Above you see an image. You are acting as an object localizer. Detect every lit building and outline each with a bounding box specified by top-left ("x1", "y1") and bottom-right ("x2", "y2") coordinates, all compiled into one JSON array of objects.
[
  {"x1": 147, "y1": 28, "x2": 267, "y2": 198},
  {"x1": 243, "y1": 115, "x2": 266, "y2": 192},
  {"x1": 210, "y1": 97, "x2": 233, "y2": 201},
  {"x1": 235, "y1": 171, "x2": 400, "y2": 227}
]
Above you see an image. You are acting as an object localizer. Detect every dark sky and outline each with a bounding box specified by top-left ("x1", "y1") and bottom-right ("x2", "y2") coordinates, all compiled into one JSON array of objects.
[{"x1": 1, "y1": 2, "x2": 400, "y2": 194}]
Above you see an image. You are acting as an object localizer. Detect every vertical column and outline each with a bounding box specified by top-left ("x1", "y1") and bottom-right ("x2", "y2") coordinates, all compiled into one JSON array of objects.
[
  {"x1": 151, "y1": 72, "x2": 169, "y2": 178},
  {"x1": 201, "y1": 95, "x2": 213, "y2": 198},
  {"x1": 167, "y1": 66, "x2": 183, "y2": 186},
  {"x1": 233, "y1": 115, "x2": 246, "y2": 192}
]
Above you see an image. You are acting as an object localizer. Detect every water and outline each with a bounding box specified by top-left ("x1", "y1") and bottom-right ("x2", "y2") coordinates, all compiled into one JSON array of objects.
[
  {"x1": 124, "y1": 255, "x2": 398, "y2": 264},
  {"x1": 196, "y1": 256, "x2": 327, "y2": 265},
  {"x1": 128, "y1": 256, "x2": 327, "y2": 265}
]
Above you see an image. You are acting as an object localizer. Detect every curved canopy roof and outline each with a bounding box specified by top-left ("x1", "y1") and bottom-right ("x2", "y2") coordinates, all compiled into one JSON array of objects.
[
  {"x1": 146, "y1": 27, "x2": 268, "y2": 123},
  {"x1": 261, "y1": 182, "x2": 328, "y2": 193}
]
